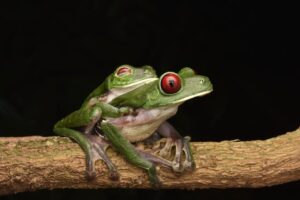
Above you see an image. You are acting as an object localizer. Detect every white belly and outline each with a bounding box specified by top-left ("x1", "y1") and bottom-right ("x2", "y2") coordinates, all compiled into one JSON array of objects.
[{"x1": 106, "y1": 106, "x2": 178, "y2": 142}]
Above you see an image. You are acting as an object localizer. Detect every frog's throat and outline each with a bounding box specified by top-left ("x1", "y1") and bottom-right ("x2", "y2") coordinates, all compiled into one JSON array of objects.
[
  {"x1": 172, "y1": 90, "x2": 213, "y2": 104},
  {"x1": 117, "y1": 77, "x2": 158, "y2": 88}
]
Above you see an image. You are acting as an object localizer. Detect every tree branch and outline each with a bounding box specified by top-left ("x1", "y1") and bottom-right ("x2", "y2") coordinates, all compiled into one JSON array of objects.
[{"x1": 0, "y1": 128, "x2": 300, "y2": 195}]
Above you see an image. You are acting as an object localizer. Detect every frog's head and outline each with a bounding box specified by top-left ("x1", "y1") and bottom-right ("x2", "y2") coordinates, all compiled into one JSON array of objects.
[
  {"x1": 107, "y1": 65, "x2": 158, "y2": 90},
  {"x1": 145, "y1": 67, "x2": 213, "y2": 108}
]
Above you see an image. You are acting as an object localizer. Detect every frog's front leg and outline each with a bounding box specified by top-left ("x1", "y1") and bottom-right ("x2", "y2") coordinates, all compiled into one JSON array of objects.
[
  {"x1": 53, "y1": 103, "x2": 130, "y2": 180},
  {"x1": 100, "y1": 121, "x2": 160, "y2": 187},
  {"x1": 156, "y1": 121, "x2": 195, "y2": 172}
]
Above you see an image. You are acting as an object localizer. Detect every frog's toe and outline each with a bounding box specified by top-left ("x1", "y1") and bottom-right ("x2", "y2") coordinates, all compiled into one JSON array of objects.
[
  {"x1": 85, "y1": 156, "x2": 97, "y2": 180},
  {"x1": 85, "y1": 169, "x2": 96, "y2": 180},
  {"x1": 152, "y1": 177, "x2": 161, "y2": 189},
  {"x1": 183, "y1": 159, "x2": 195, "y2": 170},
  {"x1": 172, "y1": 161, "x2": 183, "y2": 172},
  {"x1": 147, "y1": 165, "x2": 161, "y2": 188},
  {"x1": 182, "y1": 136, "x2": 196, "y2": 171},
  {"x1": 158, "y1": 138, "x2": 173, "y2": 158}
]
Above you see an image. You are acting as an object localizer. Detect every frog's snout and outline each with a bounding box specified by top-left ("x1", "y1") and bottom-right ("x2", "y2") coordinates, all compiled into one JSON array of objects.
[{"x1": 200, "y1": 76, "x2": 213, "y2": 91}]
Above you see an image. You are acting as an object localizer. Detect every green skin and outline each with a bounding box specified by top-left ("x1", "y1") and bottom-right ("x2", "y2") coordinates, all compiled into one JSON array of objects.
[{"x1": 54, "y1": 65, "x2": 213, "y2": 187}]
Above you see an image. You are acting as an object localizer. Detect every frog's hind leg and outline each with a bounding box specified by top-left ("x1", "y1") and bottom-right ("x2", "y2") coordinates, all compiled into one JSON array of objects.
[
  {"x1": 156, "y1": 121, "x2": 195, "y2": 172},
  {"x1": 53, "y1": 106, "x2": 118, "y2": 180},
  {"x1": 101, "y1": 121, "x2": 161, "y2": 187}
]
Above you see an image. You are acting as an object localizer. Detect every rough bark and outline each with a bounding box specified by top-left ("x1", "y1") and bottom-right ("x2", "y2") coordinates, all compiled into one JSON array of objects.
[{"x1": 0, "y1": 128, "x2": 299, "y2": 195}]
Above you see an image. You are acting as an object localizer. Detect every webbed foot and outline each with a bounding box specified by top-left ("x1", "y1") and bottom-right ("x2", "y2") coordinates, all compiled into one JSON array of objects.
[
  {"x1": 156, "y1": 122, "x2": 195, "y2": 172},
  {"x1": 85, "y1": 134, "x2": 119, "y2": 180},
  {"x1": 157, "y1": 137, "x2": 194, "y2": 172}
]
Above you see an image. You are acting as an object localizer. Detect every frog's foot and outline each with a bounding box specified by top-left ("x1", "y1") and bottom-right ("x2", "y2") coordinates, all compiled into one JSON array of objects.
[
  {"x1": 85, "y1": 135, "x2": 119, "y2": 180},
  {"x1": 155, "y1": 122, "x2": 195, "y2": 172},
  {"x1": 158, "y1": 136, "x2": 195, "y2": 172},
  {"x1": 157, "y1": 137, "x2": 182, "y2": 172}
]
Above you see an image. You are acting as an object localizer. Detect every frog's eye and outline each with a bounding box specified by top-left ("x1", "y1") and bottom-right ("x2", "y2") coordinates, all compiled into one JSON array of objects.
[
  {"x1": 115, "y1": 65, "x2": 132, "y2": 77},
  {"x1": 160, "y1": 72, "x2": 182, "y2": 94}
]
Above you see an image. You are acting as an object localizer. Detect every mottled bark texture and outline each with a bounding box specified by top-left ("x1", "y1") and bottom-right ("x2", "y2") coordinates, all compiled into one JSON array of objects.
[{"x1": 0, "y1": 128, "x2": 299, "y2": 195}]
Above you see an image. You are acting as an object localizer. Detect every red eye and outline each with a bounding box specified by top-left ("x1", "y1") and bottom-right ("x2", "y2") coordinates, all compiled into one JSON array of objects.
[
  {"x1": 160, "y1": 72, "x2": 182, "y2": 94},
  {"x1": 116, "y1": 66, "x2": 132, "y2": 77}
]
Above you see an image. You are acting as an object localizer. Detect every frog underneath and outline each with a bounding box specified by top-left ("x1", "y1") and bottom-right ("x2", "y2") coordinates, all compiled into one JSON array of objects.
[{"x1": 54, "y1": 65, "x2": 213, "y2": 187}]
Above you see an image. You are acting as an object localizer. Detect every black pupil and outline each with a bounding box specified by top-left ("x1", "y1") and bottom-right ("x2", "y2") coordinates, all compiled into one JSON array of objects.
[{"x1": 169, "y1": 79, "x2": 175, "y2": 87}]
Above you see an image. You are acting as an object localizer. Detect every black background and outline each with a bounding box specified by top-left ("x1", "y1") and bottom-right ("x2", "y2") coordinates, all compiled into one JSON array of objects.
[{"x1": 0, "y1": 1, "x2": 299, "y2": 199}]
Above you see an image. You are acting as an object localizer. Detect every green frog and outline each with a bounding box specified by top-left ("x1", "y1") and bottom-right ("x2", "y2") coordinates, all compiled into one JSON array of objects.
[{"x1": 54, "y1": 65, "x2": 213, "y2": 187}]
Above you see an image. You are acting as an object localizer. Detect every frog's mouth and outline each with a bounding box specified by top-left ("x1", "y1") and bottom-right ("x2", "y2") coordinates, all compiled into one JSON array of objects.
[
  {"x1": 173, "y1": 86, "x2": 213, "y2": 104},
  {"x1": 172, "y1": 89, "x2": 213, "y2": 104},
  {"x1": 117, "y1": 77, "x2": 158, "y2": 88},
  {"x1": 106, "y1": 78, "x2": 158, "y2": 103}
]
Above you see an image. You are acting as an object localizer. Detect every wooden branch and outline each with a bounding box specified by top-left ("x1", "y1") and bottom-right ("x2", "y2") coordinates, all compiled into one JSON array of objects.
[{"x1": 0, "y1": 128, "x2": 299, "y2": 195}]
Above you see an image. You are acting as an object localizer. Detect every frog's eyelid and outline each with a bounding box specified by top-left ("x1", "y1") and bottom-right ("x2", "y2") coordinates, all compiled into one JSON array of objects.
[{"x1": 115, "y1": 66, "x2": 133, "y2": 77}]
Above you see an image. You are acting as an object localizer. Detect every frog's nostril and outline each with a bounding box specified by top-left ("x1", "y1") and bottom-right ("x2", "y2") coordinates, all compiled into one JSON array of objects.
[{"x1": 199, "y1": 79, "x2": 205, "y2": 84}]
